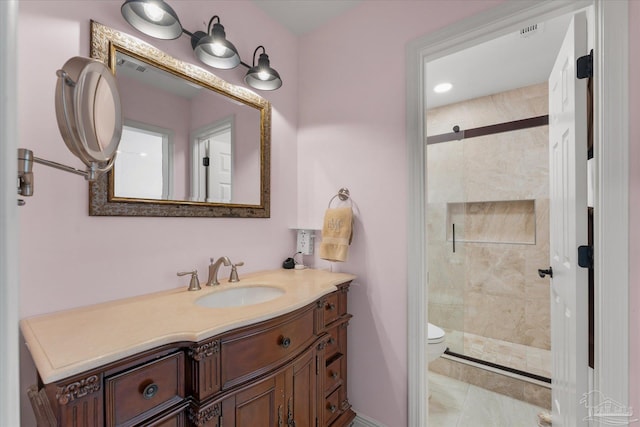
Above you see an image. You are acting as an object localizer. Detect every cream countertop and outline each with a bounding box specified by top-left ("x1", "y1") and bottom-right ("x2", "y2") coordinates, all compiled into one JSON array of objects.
[{"x1": 20, "y1": 268, "x2": 355, "y2": 384}]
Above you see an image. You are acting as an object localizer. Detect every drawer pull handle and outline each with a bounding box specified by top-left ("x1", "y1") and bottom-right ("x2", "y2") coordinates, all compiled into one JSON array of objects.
[
  {"x1": 328, "y1": 404, "x2": 337, "y2": 414},
  {"x1": 327, "y1": 337, "x2": 336, "y2": 345},
  {"x1": 331, "y1": 371, "x2": 339, "y2": 380},
  {"x1": 142, "y1": 383, "x2": 159, "y2": 400},
  {"x1": 326, "y1": 303, "x2": 336, "y2": 311},
  {"x1": 280, "y1": 336, "x2": 292, "y2": 349}
]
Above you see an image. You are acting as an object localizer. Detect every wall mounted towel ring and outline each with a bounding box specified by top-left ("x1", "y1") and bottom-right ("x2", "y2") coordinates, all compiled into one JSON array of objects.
[{"x1": 328, "y1": 187, "x2": 352, "y2": 208}]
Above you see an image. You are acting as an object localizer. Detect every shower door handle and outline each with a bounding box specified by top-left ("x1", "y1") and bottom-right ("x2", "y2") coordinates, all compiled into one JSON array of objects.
[{"x1": 538, "y1": 267, "x2": 553, "y2": 278}]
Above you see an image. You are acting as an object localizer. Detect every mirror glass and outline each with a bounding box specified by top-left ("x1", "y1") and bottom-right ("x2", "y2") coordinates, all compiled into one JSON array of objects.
[{"x1": 89, "y1": 21, "x2": 271, "y2": 217}]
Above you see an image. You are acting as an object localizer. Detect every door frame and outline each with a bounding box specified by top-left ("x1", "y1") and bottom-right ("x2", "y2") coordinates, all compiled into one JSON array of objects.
[
  {"x1": 405, "y1": 1, "x2": 629, "y2": 425},
  {"x1": 0, "y1": 0, "x2": 20, "y2": 425}
]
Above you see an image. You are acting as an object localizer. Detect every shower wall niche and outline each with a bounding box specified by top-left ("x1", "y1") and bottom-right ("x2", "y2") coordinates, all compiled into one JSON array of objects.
[{"x1": 427, "y1": 82, "x2": 550, "y2": 378}]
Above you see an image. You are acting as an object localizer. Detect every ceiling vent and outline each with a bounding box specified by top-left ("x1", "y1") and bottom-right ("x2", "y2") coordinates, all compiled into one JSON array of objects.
[
  {"x1": 117, "y1": 58, "x2": 147, "y2": 73},
  {"x1": 520, "y1": 22, "x2": 544, "y2": 38}
]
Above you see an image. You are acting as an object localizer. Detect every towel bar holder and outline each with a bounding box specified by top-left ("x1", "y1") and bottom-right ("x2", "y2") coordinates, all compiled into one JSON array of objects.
[{"x1": 328, "y1": 188, "x2": 352, "y2": 208}]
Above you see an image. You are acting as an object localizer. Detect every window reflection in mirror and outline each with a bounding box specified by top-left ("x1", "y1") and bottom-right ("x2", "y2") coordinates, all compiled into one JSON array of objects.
[
  {"x1": 113, "y1": 51, "x2": 261, "y2": 205},
  {"x1": 115, "y1": 122, "x2": 173, "y2": 200}
]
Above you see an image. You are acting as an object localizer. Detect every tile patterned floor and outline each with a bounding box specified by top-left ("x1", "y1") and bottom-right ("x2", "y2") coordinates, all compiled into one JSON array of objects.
[
  {"x1": 429, "y1": 372, "x2": 547, "y2": 426},
  {"x1": 447, "y1": 330, "x2": 551, "y2": 378}
]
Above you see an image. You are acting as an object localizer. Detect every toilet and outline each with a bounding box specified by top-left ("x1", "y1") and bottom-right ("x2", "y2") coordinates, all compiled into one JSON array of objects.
[{"x1": 427, "y1": 323, "x2": 447, "y2": 363}]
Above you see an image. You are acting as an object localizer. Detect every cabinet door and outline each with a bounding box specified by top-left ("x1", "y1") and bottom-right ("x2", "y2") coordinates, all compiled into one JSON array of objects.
[
  {"x1": 220, "y1": 373, "x2": 284, "y2": 427},
  {"x1": 287, "y1": 348, "x2": 316, "y2": 427}
]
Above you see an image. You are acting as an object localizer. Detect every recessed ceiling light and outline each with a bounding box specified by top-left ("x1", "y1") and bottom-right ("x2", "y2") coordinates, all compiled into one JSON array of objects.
[{"x1": 434, "y1": 82, "x2": 452, "y2": 93}]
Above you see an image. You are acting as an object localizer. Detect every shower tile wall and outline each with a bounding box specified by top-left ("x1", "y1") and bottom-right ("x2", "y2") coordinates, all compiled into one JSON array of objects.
[{"x1": 427, "y1": 83, "x2": 550, "y2": 362}]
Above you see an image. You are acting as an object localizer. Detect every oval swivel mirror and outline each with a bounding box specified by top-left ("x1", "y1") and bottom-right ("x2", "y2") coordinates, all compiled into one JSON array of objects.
[
  {"x1": 56, "y1": 56, "x2": 123, "y2": 174},
  {"x1": 18, "y1": 56, "x2": 123, "y2": 204}
]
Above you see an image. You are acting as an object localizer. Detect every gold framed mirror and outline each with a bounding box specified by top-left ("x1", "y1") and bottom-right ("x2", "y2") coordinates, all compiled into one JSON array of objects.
[{"x1": 89, "y1": 21, "x2": 270, "y2": 217}]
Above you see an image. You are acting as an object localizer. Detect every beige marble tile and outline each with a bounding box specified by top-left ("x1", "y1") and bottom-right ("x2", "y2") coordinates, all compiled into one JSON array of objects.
[
  {"x1": 465, "y1": 244, "x2": 526, "y2": 297},
  {"x1": 524, "y1": 296, "x2": 551, "y2": 349},
  {"x1": 524, "y1": 383, "x2": 553, "y2": 410},
  {"x1": 449, "y1": 200, "x2": 536, "y2": 244},
  {"x1": 429, "y1": 370, "x2": 549, "y2": 427},
  {"x1": 426, "y1": 83, "x2": 548, "y2": 135},
  {"x1": 429, "y1": 351, "x2": 551, "y2": 410},
  {"x1": 429, "y1": 302, "x2": 465, "y2": 334},
  {"x1": 427, "y1": 140, "x2": 466, "y2": 203},
  {"x1": 464, "y1": 291, "x2": 527, "y2": 344},
  {"x1": 458, "y1": 384, "x2": 543, "y2": 427}
]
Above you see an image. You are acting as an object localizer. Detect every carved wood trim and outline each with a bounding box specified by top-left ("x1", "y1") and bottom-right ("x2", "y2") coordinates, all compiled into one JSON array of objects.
[
  {"x1": 188, "y1": 403, "x2": 221, "y2": 426},
  {"x1": 55, "y1": 375, "x2": 100, "y2": 405},
  {"x1": 340, "y1": 398, "x2": 351, "y2": 410},
  {"x1": 188, "y1": 340, "x2": 220, "y2": 361}
]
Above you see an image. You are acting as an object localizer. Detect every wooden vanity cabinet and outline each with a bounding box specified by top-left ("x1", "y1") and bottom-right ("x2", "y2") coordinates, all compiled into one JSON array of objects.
[{"x1": 30, "y1": 282, "x2": 354, "y2": 427}]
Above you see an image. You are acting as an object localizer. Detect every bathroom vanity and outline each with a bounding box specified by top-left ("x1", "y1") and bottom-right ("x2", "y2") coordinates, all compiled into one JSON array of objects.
[{"x1": 22, "y1": 269, "x2": 356, "y2": 427}]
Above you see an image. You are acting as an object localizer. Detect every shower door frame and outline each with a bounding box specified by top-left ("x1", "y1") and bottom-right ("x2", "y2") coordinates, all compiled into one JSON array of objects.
[{"x1": 406, "y1": 1, "x2": 629, "y2": 426}]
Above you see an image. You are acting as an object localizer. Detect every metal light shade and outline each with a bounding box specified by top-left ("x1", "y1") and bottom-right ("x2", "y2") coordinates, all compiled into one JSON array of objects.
[
  {"x1": 193, "y1": 22, "x2": 240, "y2": 69},
  {"x1": 121, "y1": 0, "x2": 182, "y2": 40},
  {"x1": 244, "y1": 51, "x2": 282, "y2": 91}
]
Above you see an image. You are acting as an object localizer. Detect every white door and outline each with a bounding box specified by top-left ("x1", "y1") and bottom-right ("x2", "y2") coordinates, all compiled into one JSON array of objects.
[
  {"x1": 210, "y1": 138, "x2": 232, "y2": 203},
  {"x1": 548, "y1": 12, "x2": 589, "y2": 426}
]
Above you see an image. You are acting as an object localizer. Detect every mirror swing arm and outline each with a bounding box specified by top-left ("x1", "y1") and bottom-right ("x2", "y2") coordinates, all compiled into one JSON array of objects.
[{"x1": 18, "y1": 57, "x2": 123, "y2": 206}]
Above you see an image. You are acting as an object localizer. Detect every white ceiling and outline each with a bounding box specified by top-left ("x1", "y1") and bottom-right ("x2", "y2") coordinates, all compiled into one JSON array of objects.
[
  {"x1": 426, "y1": 13, "x2": 572, "y2": 108},
  {"x1": 251, "y1": 0, "x2": 361, "y2": 35},
  {"x1": 253, "y1": 2, "x2": 574, "y2": 110}
]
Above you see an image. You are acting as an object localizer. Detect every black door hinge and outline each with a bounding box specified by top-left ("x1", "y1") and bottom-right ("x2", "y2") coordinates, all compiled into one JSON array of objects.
[
  {"x1": 578, "y1": 245, "x2": 593, "y2": 269},
  {"x1": 577, "y1": 49, "x2": 593, "y2": 79}
]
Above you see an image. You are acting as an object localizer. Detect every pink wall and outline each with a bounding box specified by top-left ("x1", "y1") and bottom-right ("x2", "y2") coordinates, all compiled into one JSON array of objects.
[
  {"x1": 18, "y1": 0, "x2": 297, "y2": 315},
  {"x1": 297, "y1": 1, "x2": 504, "y2": 425},
  {"x1": 16, "y1": 1, "x2": 640, "y2": 426},
  {"x1": 17, "y1": 1, "x2": 297, "y2": 422}
]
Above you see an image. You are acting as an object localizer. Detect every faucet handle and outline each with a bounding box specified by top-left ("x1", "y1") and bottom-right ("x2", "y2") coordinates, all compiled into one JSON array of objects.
[
  {"x1": 229, "y1": 262, "x2": 244, "y2": 282},
  {"x1": 177, "y1": 270, "x2": 201, "y2": 291}
]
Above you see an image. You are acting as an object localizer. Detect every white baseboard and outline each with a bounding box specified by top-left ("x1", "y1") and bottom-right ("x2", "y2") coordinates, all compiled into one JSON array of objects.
[{"x1": 352, "y1": 412, "x2": 387, "y2": 427}]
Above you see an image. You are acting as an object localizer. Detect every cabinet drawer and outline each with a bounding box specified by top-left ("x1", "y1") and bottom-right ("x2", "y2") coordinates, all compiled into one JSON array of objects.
[
  {"x1": 106, "y1": 352, "x2": 185, "y2": 426},
  {"x1": 325, "y1": 324, "x2": 340, "y2": 360},
  {"x1": 322, "y1": 293, "x2": 340, "y2": 326},
  {"x1": 324, "y1": 355, "x2": 343, "y2": 394},
  {"x1": 220, "y1": 307, "x2": 315, "y2": 389},
  {"x1": 324, "y1": 387, "x2": 342, "y2": 425}
]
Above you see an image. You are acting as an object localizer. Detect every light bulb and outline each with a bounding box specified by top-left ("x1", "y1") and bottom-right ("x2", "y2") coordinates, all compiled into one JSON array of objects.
[
  {"x1": 258, "y1": 70, "x2": 270, "y2": 81},
  {"x1": 143, "y1": 3, "x2": 165, "y2": 22},
  {"x1": 434, "y1": 82, "x2": 453, "y2": 93},
  {"x1": 210, "y1": 42, "x2": 227, "y2": 57}
]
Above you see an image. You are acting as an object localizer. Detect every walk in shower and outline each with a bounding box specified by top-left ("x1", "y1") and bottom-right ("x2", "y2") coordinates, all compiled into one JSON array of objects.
[{"x1": 427, "y1": 82, "x2": 551, "y2": 381}]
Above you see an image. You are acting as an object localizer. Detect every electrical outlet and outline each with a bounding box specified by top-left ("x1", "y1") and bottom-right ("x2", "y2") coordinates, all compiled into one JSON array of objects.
[{"x1": 296, "y1": 229, "x2": 314, "y2": 255}]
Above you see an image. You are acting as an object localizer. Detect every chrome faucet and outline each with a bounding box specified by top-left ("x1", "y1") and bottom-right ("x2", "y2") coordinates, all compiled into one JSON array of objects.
[{"x1": 207, "y1": 257, "x2": 231, "y2": 286}]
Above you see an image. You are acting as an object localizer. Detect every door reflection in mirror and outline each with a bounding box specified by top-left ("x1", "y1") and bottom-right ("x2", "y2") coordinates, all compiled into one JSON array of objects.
[
  {"x1": 113, "y1": 50, "x2": 261, "y2": 205},
  {"x1": 191, "y1": 116, "x2": 233, "y2": 203},
  {"x1": 115, "y1": 123, "x2": 173, "y2": 200}
]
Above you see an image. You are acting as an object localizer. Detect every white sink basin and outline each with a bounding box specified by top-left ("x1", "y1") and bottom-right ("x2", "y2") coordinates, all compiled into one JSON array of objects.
[{"x1": 195, "y1": 285, "x2": 285, "y2": 308}]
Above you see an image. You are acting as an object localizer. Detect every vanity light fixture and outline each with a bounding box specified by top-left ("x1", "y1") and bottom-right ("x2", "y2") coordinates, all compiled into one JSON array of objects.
[
  {"x1": 192, "y1": 16, "x2": 240, "y2": 69},
  {"x1": 121, "y1": 0, "x2": 182, "y2": 40},
  {"x1": 120, "y1": 0, "x2": 283, "y2": 90},
  {"x1": 244, "y1": 46, "x2": 283, "y2": 91}
]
